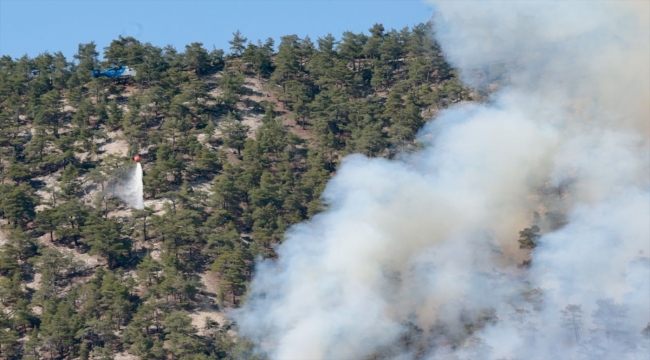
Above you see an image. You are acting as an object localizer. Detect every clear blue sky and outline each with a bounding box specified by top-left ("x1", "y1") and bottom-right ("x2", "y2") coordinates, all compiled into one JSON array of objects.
[{"x1": 1, "y1": 0, "x2": 434, "y2": 61}]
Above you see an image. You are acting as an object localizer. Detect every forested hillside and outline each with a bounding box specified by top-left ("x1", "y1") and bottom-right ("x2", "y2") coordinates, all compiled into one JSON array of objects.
[{"x1": 0, "y1": 22, "x2": 474, "y2": 359}]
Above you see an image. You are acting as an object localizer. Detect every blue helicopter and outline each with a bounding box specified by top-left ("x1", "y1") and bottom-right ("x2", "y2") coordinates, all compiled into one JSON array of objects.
[
  {"x1": 91, "y1": 65, "x2": 137, "y2": 79},
  {"x1": 91, "y1": 55, "x2": 142, "y2": 79}
]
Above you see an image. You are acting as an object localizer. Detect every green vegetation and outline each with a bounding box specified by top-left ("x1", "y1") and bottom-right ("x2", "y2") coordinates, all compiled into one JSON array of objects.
[{"x1": 0, "y1": 22, "x2": 472, "y2": 359}]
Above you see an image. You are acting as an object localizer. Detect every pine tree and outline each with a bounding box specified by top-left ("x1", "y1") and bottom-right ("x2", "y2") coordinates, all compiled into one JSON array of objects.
[
  {"x1": 337, "y1": 31, "x2": 367, "y2": 72},
  {"x1": 73, "y1": 42, "x2": 99, "y2": 83},
  {"x1": 83, "y1": 214, "x2": 130, "y2": 269},
  {"x1": 210, "y1": 163, "x2": 245, "y2": 218},
  {"x1": 271, "y1": 35, "x2": 301, "y2": 92},
  {"x1": 228, "y1": 30, "x2": 248, "y2": 57},
  {"x1": 560, "y1": 304, "x2": 583, "y2": 345},
  {"x1": 0, "y1": 327, "x2": 20, "y2": 358},
  {"x1": 363, "y1": 23, "x2": 385, "y2": 60},
  {"x1": 184, "y1": 42, "x2": 211, "y2": 76},
  {"x1": 211, "y1": 247, "x2": 249, "y2": 306},
  {"x1": 592, "y1": 298, "x2": 630, "y2": 349},
  {"x1": 164, "y1": 311, "x2": 202, "y2": 357},
  {"x1": 518, "y1": 225, "x2": 541, "y2": 250},
  {"x1": 242, "y1": 42, "x2": 274, "y2": 78},
  {"x1": 136, "y1": 253, "x2": 162, "y2": 287},
  {"x1": 220, "y1": 114, "x2": 250, "y2": 156},
  {"x1": 1, "y1": 184, "x2": 37, "y2": 227}
]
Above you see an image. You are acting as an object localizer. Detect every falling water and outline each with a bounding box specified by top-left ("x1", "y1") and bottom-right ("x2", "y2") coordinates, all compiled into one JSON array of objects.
[{"x1": 108, "y1": 163, "x2": 144, "y2": 210}]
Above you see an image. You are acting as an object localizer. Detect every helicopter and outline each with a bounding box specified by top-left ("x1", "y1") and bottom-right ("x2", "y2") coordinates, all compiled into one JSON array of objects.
[
  {"x1": 91, "y1": 65, "x2": 137, "y2": 79},
  {"x1": 91, "y1": 55, "x2": 141, "y2": 79}
]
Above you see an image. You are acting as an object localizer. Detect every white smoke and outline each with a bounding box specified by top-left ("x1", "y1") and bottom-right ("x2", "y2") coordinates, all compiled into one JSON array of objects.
[
  {"x1": 234, "y1": 1, "x2": 650, "y2": 359},
  {"x1": 108, "y1": 163, "x2": 144, "y2": 210}
]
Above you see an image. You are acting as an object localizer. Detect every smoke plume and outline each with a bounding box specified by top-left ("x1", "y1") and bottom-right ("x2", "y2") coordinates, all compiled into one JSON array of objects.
[
  {"x1": 108, "y1": 163, "x2": 144, "y2": 210},
  {"x1": 234, "y1": 1, "x2": 650, "y2": 359}
]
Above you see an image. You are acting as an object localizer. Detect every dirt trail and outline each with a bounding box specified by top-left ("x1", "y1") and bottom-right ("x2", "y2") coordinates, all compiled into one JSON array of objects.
[{"x1": 189, "y1": 272, "x2": 230, "y2": 335}]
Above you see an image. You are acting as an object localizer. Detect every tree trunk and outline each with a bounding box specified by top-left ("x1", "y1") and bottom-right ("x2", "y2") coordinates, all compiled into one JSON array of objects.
[{"x1": 143, "y1": 216, "x2": 148, "y2": 241}]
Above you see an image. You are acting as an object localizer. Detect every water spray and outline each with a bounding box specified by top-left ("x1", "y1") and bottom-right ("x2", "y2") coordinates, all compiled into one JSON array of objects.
[{"x1": 107, "y1": 156, "x2": 144, "y2": 210}]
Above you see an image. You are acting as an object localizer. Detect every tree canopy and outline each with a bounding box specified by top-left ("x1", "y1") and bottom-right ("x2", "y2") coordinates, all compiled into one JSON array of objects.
[{"x1": 0, "y1": 21, "x2": 495, "y2": 359}]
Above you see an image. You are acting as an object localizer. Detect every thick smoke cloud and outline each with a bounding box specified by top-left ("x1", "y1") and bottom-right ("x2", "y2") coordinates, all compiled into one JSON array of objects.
[{"x1": 234, "y1": 1, "x2": 650, "y2": 359}]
